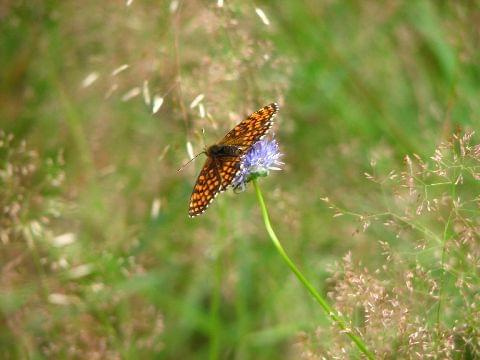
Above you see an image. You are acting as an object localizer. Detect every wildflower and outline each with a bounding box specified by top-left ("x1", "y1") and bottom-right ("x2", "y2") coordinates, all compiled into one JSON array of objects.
[{"x1": 233, "y1": 136, "x2": 284, "y2": 191}]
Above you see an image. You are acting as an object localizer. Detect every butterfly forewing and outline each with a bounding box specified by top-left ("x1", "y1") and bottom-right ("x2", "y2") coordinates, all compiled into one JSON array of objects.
[
  {"x1": 220, "y1": 103, "x2": 278, "y2": 149},
  {"x1": 189, "y1": 102, "x2": 278, "y2": 217}
]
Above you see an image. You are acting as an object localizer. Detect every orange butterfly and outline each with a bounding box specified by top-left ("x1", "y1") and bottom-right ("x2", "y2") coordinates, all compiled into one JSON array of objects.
[{"x1": 189, "y1": 103, "x2": 278, "y2": 217}]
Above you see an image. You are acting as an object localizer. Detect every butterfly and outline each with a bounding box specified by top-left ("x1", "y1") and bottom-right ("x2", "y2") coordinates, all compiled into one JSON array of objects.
[{"x1": 188, "y1": 103, "x2": 279, "y2": 217}]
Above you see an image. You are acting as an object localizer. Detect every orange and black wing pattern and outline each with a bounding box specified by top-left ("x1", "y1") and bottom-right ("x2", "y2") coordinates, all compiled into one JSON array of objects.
[
  {"x1": 189, "y1": 158, "x2": 221, "y2": 217},
  {"x1": 188, "y1": 103, "x2": 279, "y2": 217},
  {"x1": 188, "y1": 156, "x2": 243, "y2": 217},
  {"x1": 219, "y1": 103, "x2": 278, "y2": 150},
  {"x1": 216, "y1": 156, "x2": 243, "y2": 189}
]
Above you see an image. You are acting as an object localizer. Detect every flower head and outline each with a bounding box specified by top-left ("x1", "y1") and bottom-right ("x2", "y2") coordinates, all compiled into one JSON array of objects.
[{"x1": 233, "y1": 136, "x2": 284, "y2": 190}]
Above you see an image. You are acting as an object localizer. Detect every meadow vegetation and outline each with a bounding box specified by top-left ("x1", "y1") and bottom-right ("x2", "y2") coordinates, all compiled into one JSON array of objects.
[{"x1": 1, "y1": 1, "x2": 479, "y2": 358}]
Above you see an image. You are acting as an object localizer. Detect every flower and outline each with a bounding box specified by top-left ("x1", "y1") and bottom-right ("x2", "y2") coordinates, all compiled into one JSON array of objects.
[{"x1": 233, "y1": 136, "x2": 284, "y2": 190}]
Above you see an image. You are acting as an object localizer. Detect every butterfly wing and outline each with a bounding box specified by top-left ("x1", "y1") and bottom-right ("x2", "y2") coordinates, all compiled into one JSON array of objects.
[
  {"x1": 188, "y1": 103, "x2": 279, "y2": 217},
  {"x1": 188, "y1": 156, "x2": 242, "y2": 217},
  {"x1": 219, "y1": 103, "x2": 278, "y2": 150},
  {"x1": 216, "y1": 156, "x2": 243, "y2": 189},
  {"x1": 189, "y1": 157, "x2": 222, "y2": 217}
]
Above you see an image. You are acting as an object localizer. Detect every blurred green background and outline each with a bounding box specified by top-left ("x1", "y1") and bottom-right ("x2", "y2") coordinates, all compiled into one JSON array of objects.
[{"x1": 1, "y1": 0, "x2": 479, "y2": 358}]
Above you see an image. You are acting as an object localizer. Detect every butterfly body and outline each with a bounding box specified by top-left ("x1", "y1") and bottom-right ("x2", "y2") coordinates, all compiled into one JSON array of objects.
[
  {"x1": 206, "y1": 144, "x2": 244, "y2": 157},
  {"x1": 189, "y1": 103, "x2": 279, "y2": 217}
]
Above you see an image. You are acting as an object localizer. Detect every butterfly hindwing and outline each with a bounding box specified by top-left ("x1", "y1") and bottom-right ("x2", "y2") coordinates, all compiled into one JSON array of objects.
[
  {"x1": 188, "y1": 156, "x2": 243, "y2": 217},
  {"x1": 216, "y1": 156, "x2": 243, "y2": 189},
  {"x1": 188, "y1": 158, "x2": 222, "y2": 217}
]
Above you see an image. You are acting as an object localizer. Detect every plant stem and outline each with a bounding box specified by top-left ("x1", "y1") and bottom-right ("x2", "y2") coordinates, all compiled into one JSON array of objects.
[
  {"x1": 209, "y1": 205, "x2": 228, "y2": 360},
  {"x1": 252, "y1": 180, "x2": 375, "y2": 359},
  {"x1": 209, "y1": 251, "x2": 221, "y2": 360}
]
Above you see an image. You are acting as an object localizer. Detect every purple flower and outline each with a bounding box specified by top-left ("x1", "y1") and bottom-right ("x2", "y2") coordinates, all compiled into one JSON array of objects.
[{"x1": 233, "y1": 136, "x2": 284, "y2": 191}]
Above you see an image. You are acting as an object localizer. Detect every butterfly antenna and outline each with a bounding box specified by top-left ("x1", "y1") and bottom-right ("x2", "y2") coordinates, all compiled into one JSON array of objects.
[{"x1": 177, "y1": 151, "x2": 204, "y2": 172}]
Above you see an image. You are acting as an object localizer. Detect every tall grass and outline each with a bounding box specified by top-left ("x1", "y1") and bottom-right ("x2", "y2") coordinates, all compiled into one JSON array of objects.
[
  {"x1": 306, "y1": 132, "x2": 480, "y2": 358},
  {"x1": 1, "y1": 1, "x2": 479, "y2": 358}
]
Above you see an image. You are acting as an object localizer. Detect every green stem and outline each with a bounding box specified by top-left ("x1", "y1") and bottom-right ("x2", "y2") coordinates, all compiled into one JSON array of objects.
[
  {"x1": 209, "y1": 206, "x2": 228, "y2": 360},
  {"x1": 209, "y1": 252, "x2": 221, "y2": 360},
  {"x1": 252, "y1": 180, "x2": 375, "y2": 359}
]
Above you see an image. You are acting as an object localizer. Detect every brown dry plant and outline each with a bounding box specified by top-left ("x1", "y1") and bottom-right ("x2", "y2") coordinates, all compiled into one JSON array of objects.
[{"x1": 306, "y1": 132, "x2": 480, "y2": 359}]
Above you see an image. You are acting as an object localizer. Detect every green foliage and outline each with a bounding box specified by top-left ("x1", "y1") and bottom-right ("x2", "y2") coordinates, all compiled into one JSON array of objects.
[{"x1": 0, "y1": 0, "x2": 479, "y2": 358}]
